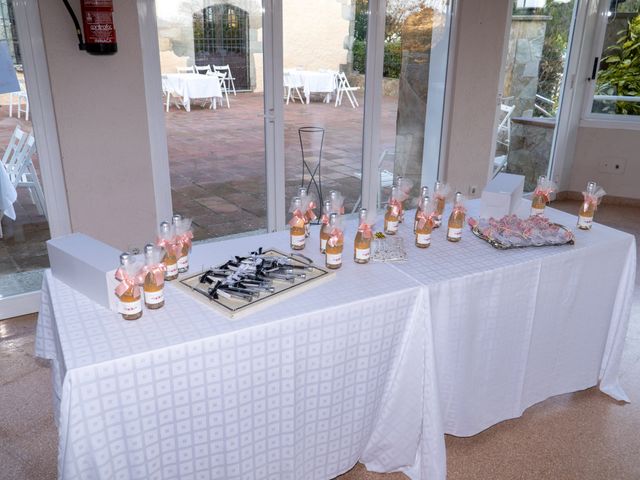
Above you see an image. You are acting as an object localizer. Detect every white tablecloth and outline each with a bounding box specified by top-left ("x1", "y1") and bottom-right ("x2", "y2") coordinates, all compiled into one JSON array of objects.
[
  {"x1": 284, "y1": 70, "x2": 336, "y2": 103},
  {"x1": 162, "y1": 73, "x2": 222, "y2": 112},
  {"x1": 0, "y1": 161, "x2": 17, "y2": 220},
  {"x1": 35, "y1": 200, "x2": 636, "y2": 480}
]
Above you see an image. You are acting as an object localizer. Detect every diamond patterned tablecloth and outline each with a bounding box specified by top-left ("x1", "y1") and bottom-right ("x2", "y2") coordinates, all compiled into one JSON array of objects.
[{"x1": 35, "y1": 200, "x2": 636, "y2": 480}]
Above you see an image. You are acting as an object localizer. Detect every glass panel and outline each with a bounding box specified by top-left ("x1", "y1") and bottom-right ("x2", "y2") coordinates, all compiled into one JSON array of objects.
[
  {"x1": 493, "y1": 0, "x2": 576, "y2": 192},
  {"x1": 591, "y1": 1, "x2": 640, "y2": 115},
  {"x1": 376, "y1": 0, "x2": 454, "y2": 209},
  {"x1": 282, "y1": 0, "x2": 366, "y2": 219},
  {"x1": 155, "y1": 0, "x2": 267, "y2": 240},
  {"x1": 0, "y1": 1, "x2": 51, "y2": 300}
]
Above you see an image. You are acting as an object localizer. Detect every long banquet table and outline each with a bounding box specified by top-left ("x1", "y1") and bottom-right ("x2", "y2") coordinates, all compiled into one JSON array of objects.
[
  {"x1": 162, "y1": 73, "x2": 223, "y2": 112},
  {"x1": 35, "y1": 200, "x2": 636, "y2": 480}
]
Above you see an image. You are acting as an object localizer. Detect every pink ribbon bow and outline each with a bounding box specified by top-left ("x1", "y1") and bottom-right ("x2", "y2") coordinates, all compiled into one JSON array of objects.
[
  {"x1": 115, "y1": 268, "x2": 141, "y2": 298},
  {"x1": 320, "y1": 213, "x2": 329, "y2": 225},
  {"x1": 135, "y1": 264, "x2": 166, "y2": 286},
  {"x1": 415, "y1": 210, "x2": 434, "y2": 231},
  {"x1": 176, "y1": 230, "x2": 193, "y2": 251},
  {"x1": 534, "y1": 187, "x2": 553, "y2": 204},
  {"x1": 583, "y1": 193, "x2": 600, "y2": 210},
  {"x1": 327, "y1": 228, "x2": 344, "y2": 247},
  {"x1": 357, "y1": 222, "x2": 372, "y2": 239},
  {"x1": 452, "y1": 204, "x2": 467, "y2": 215},
  {"x1": 156, "y1": 237, "x2": 178, "y2": 257},
  {"x1": 289, "y1": 209, "x2": 306, "y2": 228},
  {"x1": 389, "y1": 198, "x2": 402, "y2": 217},
  {"x1": 305, "y1": 201, "x2": 317, "y2": 222}
]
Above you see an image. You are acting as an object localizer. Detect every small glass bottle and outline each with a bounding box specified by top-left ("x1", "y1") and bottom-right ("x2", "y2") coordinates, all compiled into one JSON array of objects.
[
  {"x1": 320, "y1": 199, "x2": 332, "y2": 253},
  {"x1": 329, "y1": 190, "x2": 343, "y2": 214},
  {"x1": 577, "y1": 181, "x2": 598, "y2": 230},
  {"x1": 325, "y1": 213, "x2": 343, "y2": 269},
  {"x1": 354, "y1": 208, "x2": 371, "y2": 264},
  {"x1": 530, "y1": 175, "x2": 548, "y2": 216},
  {"x1": 434, "y1": 181, "x2": 446, "y2": 228},
  {"x1": 297, "y1": 187, "x2": 310, "y2": 237},
  {"x1": 172, "y1": 214, "x2": 189, "y2": 273},
  {"x1": 290, "y1": 196, "x2": 306, "y2": 250},
  {"x1": 116, "y1": 253, "x2": 142, "y2": 320},
  {"x1": 447, "y1": 192, "x2": 465, "y2": 242},
  {"x1": 414, "y1": 186, "x2": 430, "y2": 233},
  {"x1": 415, "y1": 196, "x2": 433, "y2": 249},
  {"x1": 159, "y1": 221, "x2": 179, "y2": 281},
  {"x1": 143, "y1": 244, "x2": 165, "y2": 310},
  {"x1": 384, "y1": 186, "x2": 400, "y2": 235}
]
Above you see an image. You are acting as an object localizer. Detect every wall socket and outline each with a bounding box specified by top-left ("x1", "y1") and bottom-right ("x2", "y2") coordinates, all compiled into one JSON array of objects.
[
  {"x1": 599, "y1": 159, "x2": 626, "y2": 175},
  {"x1": 468, "y1": 185, "x2": 478, "y2": 196}
]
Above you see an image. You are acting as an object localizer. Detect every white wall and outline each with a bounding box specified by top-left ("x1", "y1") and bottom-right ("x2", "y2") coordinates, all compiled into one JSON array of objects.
[
  {"x1": 569, "y1": 127, "x2": 640, "y2": 199},
  {"x1": 38, "y1": 0, "x2": 170, "y2": 250},
  {"x1": 442, "y1": 0, "x2": 511, "y2": 196}
]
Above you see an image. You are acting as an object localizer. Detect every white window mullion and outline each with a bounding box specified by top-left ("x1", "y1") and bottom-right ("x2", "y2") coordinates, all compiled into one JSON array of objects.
[
  {"x1": 361, "y1": 0, "x2": 387, "y2": 214},
  {"x1": 263, "y1": 0, "x2": 286, "y2": 232}
]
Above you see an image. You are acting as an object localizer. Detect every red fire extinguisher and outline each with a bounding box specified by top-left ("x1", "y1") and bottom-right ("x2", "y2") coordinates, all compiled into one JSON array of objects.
[{"x1": 62, "y1": 0, "x2": 117, "y2": 55}]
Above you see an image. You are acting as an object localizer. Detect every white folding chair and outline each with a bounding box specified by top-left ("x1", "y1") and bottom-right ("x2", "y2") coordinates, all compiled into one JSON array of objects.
[
  {"x1": 2, "y1": 126, "x2": 47, "y2": 218},
  {"x1": 213, "y1": 65, "x2": 236, "y2": 95},
  {"x1": 194, "y1": 65, "x2": 212, "y2": 75},
  {"x1": 351, "y1": 149, "x2": 395, "y2": 212},
  {"x1": 496, "y1": 104, "x2": 514, "y2": 149},
  {"x1": 177, "y1": 66, "x2": 195, "y2": 74},
  {"x1": 334, "y1": 72, "x2": 359, "y2": 108},
  {"x1": 283, "y1": 72, "x2": 304, "y2": 104},
  {"x1": 9, "y1": 83, "x2": 29, "y2": 121},
  {"x1": 206, "y1": 71, "x2": 230, "y2": 109}
]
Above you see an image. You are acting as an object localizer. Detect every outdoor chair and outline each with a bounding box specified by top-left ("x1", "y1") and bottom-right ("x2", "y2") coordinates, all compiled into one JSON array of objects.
[
  {"x1": 283, "y1": 72, "x2": 304, "y2": 104},
  {"x1": 334, "y1": 72, "x2": 359, "y2": 108},
  {"x1": 496, "y1": 103, "x2": 514, "y2": 149},
  {"x1": 195, "y1": 65, "x2": 212, "y2": 75},
  {"x1": 177, "y1": 66, "x2": 195, "y2": 74},
  {"x1": 1, "y1": 125, "x2": 47, "y2": 218},
  {"x1": 162, "y1": 75, "x2": 184, "y2": 112},
  {"x1": 9, "y1": 82, "x2": 29, "y2": 121},
  {"x1": 213, "y1": 65, "x2": 237, "y2": 95},
  {"x1": 207, "y1": 71, "x2": 230, "y2": 109},
  {"x1": 351, "y1": 148, "x2": 395, "y2": 212}
]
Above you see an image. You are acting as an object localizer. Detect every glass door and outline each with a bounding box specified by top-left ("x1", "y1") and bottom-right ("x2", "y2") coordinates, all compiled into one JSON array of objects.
[
  {"x1": 155, "y1": 0, "x2": 268, "y2": 241},
  {"x1": 492, "y1": 0, "x2": 579, "y2": 192}
]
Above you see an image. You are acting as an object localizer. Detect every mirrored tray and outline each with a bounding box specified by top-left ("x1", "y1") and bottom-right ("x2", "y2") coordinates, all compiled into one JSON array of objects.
[
  {"x1": 176, "y1": 248, "x2": 334, "y2": 318},
  {"x1": 470, "y1": 223, "x2": 575, "y2": 250}
]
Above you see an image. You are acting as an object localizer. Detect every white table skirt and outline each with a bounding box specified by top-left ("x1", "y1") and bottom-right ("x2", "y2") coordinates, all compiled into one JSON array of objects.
[
  {"x1": 284, "y1": 70, "x2": 336, "y2": 102},
  {"x1": 163, "y1": 73, "x2": 222, "y2": 111},
  {"x1": 0, "y1": 161, "x2": 17, "y2": 220},
  {"x1": 35, "y1": 200, "x2": 636, "y2": 480}
]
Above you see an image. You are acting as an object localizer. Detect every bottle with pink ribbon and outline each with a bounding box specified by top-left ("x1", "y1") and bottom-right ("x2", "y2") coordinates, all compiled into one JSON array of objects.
[
  {"x1": 172, "y1": 214, "x2": 193, "y2": 273},
  {"x1": 415, "y1": 196, "x2": 436, "y2": 249},
  {"x1": 578, "y1": 181, "x2": 606, "y2": 230},
  {"x1": 530, "y1": 175, "x2": 557, "y2": 216},
  {"x1": 319, "y1": 199, "x2": 332, "y2": 253},
  {"x1": 289, "y1": 197, "x2": 306, "y2": 250},
  {"x1": 114, "y1": 252, "x2": 143, "y2": 320},
  {"x1": 139, "y1": 244, "x2": 166, "y2": 310},
  {"x1": 414, "y1": 186, "x2": 430, "y2": 233},
  {"x1": 385, "y1": 186, "x2": 401, "y2": 235},
  {"x1": 157, "y1": 221, "x2": 179, "y2": 281},
  {"x1": 354, "y1": 208, "x2": 374, "y2": 264},
  {"x1": 447, "y1": 192, "x2": 466, "y2": 242},
  {"x1": 433, "y1": 181, "x2": 451, "y2": 228},
  {"x1": 325, "y1": 212, "x2": 344, "y2": 269}
]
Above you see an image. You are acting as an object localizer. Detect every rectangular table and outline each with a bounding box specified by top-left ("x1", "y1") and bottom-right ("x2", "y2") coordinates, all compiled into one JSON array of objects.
[
  {"x1": 284, "y1": 70, "x2": 336, "y2": 104},
  {"x1": 36, "y1": 200, "x2": 636, "y2": 480},
  {"x1": 162, "y1": 73, "x2": 223, "y2": 112}
]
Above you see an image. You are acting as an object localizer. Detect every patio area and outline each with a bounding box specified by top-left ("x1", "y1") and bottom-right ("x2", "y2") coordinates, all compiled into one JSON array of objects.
[{"x1": 0, "y1": 90, "x2": 399, "y2": 293}]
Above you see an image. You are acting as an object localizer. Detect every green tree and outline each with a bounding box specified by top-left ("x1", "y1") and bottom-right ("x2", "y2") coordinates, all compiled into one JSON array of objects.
[{"x1": 595, "y1": 14, "x2": 640, "y2": 115}]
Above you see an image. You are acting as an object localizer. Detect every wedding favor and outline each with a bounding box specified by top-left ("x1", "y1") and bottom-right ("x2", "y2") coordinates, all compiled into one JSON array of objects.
[
  {"x1": 433, "y1": 181, "x2": 450, "y2": 227},
  {"x1": 114, "y1": 253, "x2": 143, "y2": 320},
  {"x1": 139, "y1": 244, "x2": 166, "y2": 309},
  {"x1": 289, "y1": 197, "x2": 306, "y2": 250},
  {"x1": 395, "y1": 177, "x2": 414, "y2": 223},
  {"x1": 329, "y1": 190, "x2": 345, "y2": 214},
  {"x1": 530, "y1": 175, "x2": 557, "y2": 216},
  {"x1": 447, "y1": 192, "x2": 466, "y2": 242},
  {"x1": 469, "y1": 215, "x2": 575, "y2": 249},
  {"x1": 414, "y1": 186, "x2": 430, "y2": 233},
  {"x1": 384, "y1": 186, "x2": 401, "y2": 235},
  {"x1": 578, "y1": 181, "x2": 606, "y2": 230},
  {"x1": 319, "y1": 199, "x2": 332, "y2": 253},
  {"x1": 157, "y1": 221, "x2": 179, "y2": 281},
  {"x1": 415, "y1": 196, "x2": 436, "y2": 248},
  {"x1": 172, "y1": 214, "x2": 193, "y2": 273},
  {"x1": 325, "y1": 212, "x2": 344, "y2": 269},
  {"x1": 354, "y1": 208, "x2": 374, "y2": 264}
]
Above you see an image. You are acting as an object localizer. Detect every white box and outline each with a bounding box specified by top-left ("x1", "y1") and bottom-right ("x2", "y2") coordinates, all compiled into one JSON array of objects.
[
  {"x1": 480, "y1": 173, "x2": 525, "y2": 219},
  {"x1": 47, "y1": 233, "x2": 122, "y2": 312}
]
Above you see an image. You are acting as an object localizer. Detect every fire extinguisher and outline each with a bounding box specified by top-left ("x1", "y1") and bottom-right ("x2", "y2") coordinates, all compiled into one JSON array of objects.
[{"x1": 62, "y1": 0, "x2": 118, "y2": 55}]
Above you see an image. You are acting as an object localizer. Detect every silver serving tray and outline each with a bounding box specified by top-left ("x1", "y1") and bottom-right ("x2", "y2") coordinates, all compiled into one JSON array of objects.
[{"x1": 470, "y1": 223, "x2": 575, "y2": 250}]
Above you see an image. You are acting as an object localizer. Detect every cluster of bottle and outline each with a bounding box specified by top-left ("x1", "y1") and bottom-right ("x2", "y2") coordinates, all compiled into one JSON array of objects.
[
  {"x1": 384, "y1": 180, "x2": 466, "y2": 245},
  {"x1": 530, "y1": 176, "x2": 604, "y2": 230},
  {"x1": 114, "y1": 214, "x2": 193, "y2": 320}
]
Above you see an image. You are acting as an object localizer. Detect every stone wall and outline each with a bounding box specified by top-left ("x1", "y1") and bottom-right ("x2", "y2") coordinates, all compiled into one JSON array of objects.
[
  {"x1": 505, "y1": 116, "x2": 555, "y2": 191},
  {"x1": 502, "y1": 15, "x2": 549, "y2": 117}
]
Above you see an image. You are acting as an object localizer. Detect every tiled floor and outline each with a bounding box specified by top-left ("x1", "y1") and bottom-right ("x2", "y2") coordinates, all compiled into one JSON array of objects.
[
  {"x1": 0, "y1": 92, "x2": 398, "y2": 296},
  {"x1": 0, "y1": 200, "x2": 639, "y2": 479}
]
